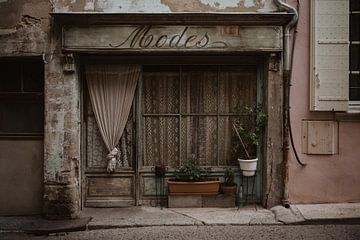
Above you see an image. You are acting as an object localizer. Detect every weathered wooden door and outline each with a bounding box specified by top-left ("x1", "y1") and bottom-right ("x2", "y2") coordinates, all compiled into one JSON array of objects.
[{"x1": 83, "y1": 83, "x2": 137, "y2": 207}]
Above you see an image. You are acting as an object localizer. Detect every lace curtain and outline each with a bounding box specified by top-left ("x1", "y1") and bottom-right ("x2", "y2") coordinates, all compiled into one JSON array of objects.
[{"x1": 142, "y1": 65, "x2": 257, "y2": 167}]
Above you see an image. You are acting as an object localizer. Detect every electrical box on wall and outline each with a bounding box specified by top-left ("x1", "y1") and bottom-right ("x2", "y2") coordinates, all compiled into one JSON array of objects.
[{"x1": 302, "y1": 120, "x2": 338, "y2": 155}]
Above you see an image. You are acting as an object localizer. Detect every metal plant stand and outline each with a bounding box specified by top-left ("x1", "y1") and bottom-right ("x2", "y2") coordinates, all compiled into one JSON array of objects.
[
  {"x1": 153, "y1": 165, "x2": 167, "y2": 208},
  {"x1": 237, "y1": 170, "x2": 257, "y2": 208}
]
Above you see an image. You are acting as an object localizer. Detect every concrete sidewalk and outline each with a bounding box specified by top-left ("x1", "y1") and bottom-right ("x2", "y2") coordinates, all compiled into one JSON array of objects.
[
  {"x1": 272, "y1": 203, "x2": 360, "y2": 225},
  {"x1": 1, "y1": 203, "x2": 360, "y2": 235},
  {"x1": 82, "y1": 205, "x2": 280, "y2": 230}
]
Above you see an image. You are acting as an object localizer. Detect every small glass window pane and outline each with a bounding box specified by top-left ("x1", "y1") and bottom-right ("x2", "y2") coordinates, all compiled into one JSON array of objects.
[
  {"x1": 181, "y1": 66, "x2": 218, "y2": 114},
  {"x1": 23, "y1": 60, "x2": 44, "y2": 92},
  {"x1": 350, "y1": 88, "x2": 360, "y2": 101},
  {"x1": 350, "y1": 44, "x2": 360, "y2": 71},
  {"x1": 350, "y1": 74, "x2": 360, "y2": 88},
  {"x1": 350, "y1": 74, "x2": 360, "y2": 101},
  {"x1": 350, "y1": 14, "x2": 360, "y2": 41},
  {"x1": 0, "y1": 62, "x2": 21, "y2": 92},
  {"x1": 219, "y1": 66, "x2": 257, "y2": 114},
  {"x1": 142, "y1": 116, "x2": 180, "y2": 167},
  {"x1": 180, "y1": 116, "x2": 217, "y2": 166},
  {"x1": 0, "y1": 99, "x2": 44, "y2": 134},
  {"x1": 142, "y1": 65, "x2": 180, "y2": 114},
  {"x1": 351, "y1": 0, "x2": 360, "y2": 11}
]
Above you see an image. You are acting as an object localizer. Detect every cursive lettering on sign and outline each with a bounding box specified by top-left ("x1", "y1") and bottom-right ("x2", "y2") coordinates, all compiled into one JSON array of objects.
[{"x1": 109, "y1": 25, "x2": 227, "y2": 49}]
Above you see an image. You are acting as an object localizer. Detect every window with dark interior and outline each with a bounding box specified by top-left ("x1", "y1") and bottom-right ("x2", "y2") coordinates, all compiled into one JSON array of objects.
[
  {"x1": 0, "y1": 58, "x2": 44, "y2": 135},
  {"x1": 350, "y1": 0, "x2": 360, "y2": 101}
]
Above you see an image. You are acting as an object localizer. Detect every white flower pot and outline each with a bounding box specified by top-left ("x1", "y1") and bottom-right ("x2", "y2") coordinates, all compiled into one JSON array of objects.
[{"x1": 238, "y1": 158, "x2": 258, "y2": 176}]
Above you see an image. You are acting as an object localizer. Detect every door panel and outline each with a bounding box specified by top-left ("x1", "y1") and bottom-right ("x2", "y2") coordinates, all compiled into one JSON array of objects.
[{"x1": 84, "y1": 89, "x2": 136, "y2": 207}]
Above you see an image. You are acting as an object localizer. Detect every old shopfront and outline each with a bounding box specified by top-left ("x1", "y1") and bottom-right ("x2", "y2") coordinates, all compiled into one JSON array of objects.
[{"x1": 44, "y1": 13, "x2": 292, "y2": 214}]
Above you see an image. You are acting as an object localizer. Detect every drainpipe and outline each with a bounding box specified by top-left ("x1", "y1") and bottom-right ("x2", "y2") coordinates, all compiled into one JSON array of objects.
[{"x1": 273, "y1": 0, "x2": 299, "y2": 208}]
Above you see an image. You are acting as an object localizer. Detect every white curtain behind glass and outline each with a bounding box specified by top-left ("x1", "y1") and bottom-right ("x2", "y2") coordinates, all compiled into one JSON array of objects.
[{"x1": 86, "y1": 64, "x2": 140, "y2": 172}]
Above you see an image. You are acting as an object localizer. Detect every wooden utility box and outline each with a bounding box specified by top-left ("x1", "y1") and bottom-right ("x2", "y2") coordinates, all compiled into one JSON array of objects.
[{"x1": 302, "y1": 120, "x2": 338, "y2": 155}]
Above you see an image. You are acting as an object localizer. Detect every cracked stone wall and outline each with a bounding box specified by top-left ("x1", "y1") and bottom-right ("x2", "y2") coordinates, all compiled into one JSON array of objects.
[{"x1": 0, "y1": 0, "x2": 81, "y2": 218}]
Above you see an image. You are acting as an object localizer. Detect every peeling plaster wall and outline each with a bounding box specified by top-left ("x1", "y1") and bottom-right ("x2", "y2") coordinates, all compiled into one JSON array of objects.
[
  {"x1": 52, "y1": 0, "x2": 266, "y2": 13},
  {"x1": 0, "y1": 0, "x2": 49, "y2": 56},
  {"x1": 0, "y1": 0, "x2": 81, "y2": 218},
  {"x1": 263, "y1": 54, "x2": 284, "y2": 208}
]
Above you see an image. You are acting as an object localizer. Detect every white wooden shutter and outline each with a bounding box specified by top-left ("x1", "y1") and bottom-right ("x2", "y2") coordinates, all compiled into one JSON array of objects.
[{"x1": 310, "y1": 0, "x2": 349, "y2": 111}]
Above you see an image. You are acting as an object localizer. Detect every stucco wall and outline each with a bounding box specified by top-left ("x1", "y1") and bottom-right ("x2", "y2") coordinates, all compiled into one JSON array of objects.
[
  {"x1": 0, "y1": 139, "x2": 43, "y2": 215},
  {"x1": 289, "y1": 0, "x2": 360, "y2": 203},
  {"x1": 52, "y1": 0, "x2": 266, "y2": 13}
]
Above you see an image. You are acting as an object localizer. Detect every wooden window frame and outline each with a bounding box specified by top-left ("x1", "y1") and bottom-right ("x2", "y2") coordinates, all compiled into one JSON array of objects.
[
  {"x1": 0, "y1": 58, "x2": 44, "y2": 136},
  {"x1": 140, "y1": 64, "x2": 259, "y2": 168},
  {"x1": 349, "y1": 0, "x2": 360, "y2": 111}
]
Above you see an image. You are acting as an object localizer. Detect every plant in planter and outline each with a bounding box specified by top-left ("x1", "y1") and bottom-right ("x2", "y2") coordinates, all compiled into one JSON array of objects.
[
  {"x1": 168, "y1": 157, "x2": 220, "y2": 195},
  {"x1": 232, "y1": 104, "x2": 267, "y2": 176},
  {"x1": 221, "y1": 168, "x2": 237, "y2": 196}
]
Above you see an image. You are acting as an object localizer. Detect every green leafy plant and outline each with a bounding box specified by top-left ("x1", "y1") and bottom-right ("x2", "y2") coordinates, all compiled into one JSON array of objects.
[
  {"x1": 223, "y1": 168, "x2": 235, "y2": 186},
  {"x1": 232, "y1": 104, "x2": 267, "y2": 159},
  {"x1": 174, "y1": 157, "x2": 207, "y2": 182}
]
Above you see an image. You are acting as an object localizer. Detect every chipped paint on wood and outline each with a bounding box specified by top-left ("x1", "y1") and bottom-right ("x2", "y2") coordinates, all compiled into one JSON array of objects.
[
  {"x1": 199, "y1": 0, "x2": 240, "y2": 9},
  {"x1": 84, "y1": 0, "x2": 95, "y2": 10},
  {"x1": 52, "y1": 0, "x2": 266, "y2": 13},
  {"x1": 87, "y1": 177, "x2": 133, "y2": 197},
  {"x1": 63, "y1": 25, "x2": 282, "y2": 51}
]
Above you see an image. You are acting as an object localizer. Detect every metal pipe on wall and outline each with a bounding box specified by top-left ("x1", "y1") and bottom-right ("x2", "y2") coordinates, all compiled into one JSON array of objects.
[
  {"x1": 274, "y1": 0, "x2": 299, "y2": 71},
  {"x1": 273, "y1": 0, "x2": 299, "y2": 208}
]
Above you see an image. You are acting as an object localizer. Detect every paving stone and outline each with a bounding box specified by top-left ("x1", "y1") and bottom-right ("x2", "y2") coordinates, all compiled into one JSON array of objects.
[
  {"x1": 202, "y1": 195, "x2": 236, "y2": 208},
  {"x1": 295, "y1": 203, "x2": 360, "y2": 220},
  {"x1": 168, "y1": 195, "x2": 202, "y2": 208},
  {"x1": 271, "y1": 205, "x2": 305, "y2": 224},
  {"x1": 168, "y1": 194, "x2": 236, "y2": 208},
  {"x1": 82, "y1": 207, "x2": 200, "y2": 229},
  {"x1": 171, "y1": 206, "x2": 279, "y2": 225}
]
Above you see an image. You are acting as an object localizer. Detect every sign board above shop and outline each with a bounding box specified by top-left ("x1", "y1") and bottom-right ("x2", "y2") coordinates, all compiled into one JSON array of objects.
[{"x1": 62, "y1": 25, "x2": 283, "y2": 52}]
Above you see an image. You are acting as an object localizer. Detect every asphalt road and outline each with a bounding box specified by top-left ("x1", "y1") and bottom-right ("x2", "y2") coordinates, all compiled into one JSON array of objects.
[{"x1": 2, "y1": 225, "x2": 360, "y2": 240}]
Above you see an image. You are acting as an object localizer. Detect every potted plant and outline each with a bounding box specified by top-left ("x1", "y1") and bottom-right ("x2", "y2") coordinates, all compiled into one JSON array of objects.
[
  {"x1": 221, "y1": 168, "x2": 237, "y2": 196},
  {"x1": 167, "y1": 157, "x2": 220, "y2": 195},
  {"x1": 232, "y1": 105, "x2": 267, "y2": 176}
]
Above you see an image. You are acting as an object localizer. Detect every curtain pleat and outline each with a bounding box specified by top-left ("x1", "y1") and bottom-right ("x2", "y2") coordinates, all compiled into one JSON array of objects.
[{"x1": 86, "y1": 64, "x2": 140, "y2": 172}]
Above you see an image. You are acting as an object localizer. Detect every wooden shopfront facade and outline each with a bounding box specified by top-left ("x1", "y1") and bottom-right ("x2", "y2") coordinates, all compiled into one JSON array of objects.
[{"x1": 53, "y1": 13, "x2": 293, "y2": 208}]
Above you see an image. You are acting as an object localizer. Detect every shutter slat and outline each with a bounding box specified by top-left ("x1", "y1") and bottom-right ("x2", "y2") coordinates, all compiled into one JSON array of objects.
[{"x1": 310, "y1": 0, "x2": 349, "y2": 111}]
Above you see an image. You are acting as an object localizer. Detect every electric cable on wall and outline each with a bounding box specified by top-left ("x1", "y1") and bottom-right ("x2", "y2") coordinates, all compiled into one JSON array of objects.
[{"x1": 288, "y1": 0, "x2": 306, "y2": 167}]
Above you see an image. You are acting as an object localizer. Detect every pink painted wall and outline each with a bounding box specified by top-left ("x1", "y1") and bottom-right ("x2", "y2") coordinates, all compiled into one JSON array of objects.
[{"x1": 289, "y1": 0, "x2": 360, "y2": 203}]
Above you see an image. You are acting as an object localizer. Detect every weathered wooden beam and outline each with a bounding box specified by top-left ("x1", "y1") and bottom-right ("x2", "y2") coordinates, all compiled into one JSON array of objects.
[{"x1": 51, "y1": 12, "x2": 294, "y2": 26}]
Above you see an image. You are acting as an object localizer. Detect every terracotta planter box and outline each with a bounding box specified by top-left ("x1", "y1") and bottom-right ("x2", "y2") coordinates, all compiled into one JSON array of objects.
[
  {"x1": 221, "y1": 184, "x2": 237, "y2": 196},
  {"x1": 168, "y1": 179, "x2": 220, "y2": 195}
]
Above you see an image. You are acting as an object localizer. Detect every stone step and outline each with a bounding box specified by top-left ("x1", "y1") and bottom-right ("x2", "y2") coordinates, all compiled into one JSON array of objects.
[{"x1": 168, "y1": 194, "x2": 236, "y2": 208}]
